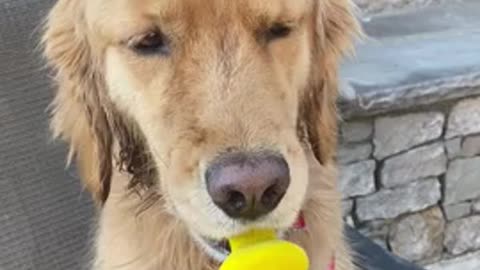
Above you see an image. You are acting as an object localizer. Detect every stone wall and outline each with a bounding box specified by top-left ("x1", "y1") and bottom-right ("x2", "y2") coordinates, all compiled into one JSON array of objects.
[{"x1": 338, "y1": 96, "x2": 480, "y2": 268}]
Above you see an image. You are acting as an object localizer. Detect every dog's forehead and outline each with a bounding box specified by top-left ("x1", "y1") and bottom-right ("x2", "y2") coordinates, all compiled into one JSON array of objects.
[
  {"x1": 87, "y1": 0, "x2": 311, "y2": 39},
  {"x1": 92, "y1": 0, "x2": 310, "y2": 15}
]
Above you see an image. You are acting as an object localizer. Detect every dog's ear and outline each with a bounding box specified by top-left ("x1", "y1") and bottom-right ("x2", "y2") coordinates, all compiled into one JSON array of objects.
[
  {"x1": 302, "y1": 0, "x2": 361, "y2": 164},
  {"x1": 42, "y1": 0, "x2": 113, "y2": 204}
]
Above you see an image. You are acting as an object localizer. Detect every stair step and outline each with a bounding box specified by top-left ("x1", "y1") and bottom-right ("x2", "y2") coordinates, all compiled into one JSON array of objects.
[{"x1": 339, "y1": 0, "x2": 480, "y2": 119}]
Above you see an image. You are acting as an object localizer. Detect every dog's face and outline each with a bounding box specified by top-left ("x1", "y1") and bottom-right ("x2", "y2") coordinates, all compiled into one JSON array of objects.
[
  {"x1": 44, "y1": 0, "x2": 359, "y2": 248},
  {"x1": 97, "y1": 0, "x2": 313, "y2": 239}
]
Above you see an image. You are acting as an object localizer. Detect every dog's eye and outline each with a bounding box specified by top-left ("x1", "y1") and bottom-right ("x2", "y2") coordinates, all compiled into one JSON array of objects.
[
  {"x1": 128, "y1": 31, "x2": 170, "y2": 56},
  {"x1": 265, "y1": 23, "x2": 292, "y2": 42}
]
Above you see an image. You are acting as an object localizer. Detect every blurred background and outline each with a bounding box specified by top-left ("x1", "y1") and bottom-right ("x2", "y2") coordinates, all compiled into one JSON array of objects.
[{"x1": 1, "y1": 0, "x2": 479, "y2": 269}]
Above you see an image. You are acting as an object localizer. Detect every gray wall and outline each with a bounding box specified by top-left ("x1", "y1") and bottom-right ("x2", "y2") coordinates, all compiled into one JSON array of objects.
[{"x1": 0, "y1": 1, "x2": 94, "y2": 269}]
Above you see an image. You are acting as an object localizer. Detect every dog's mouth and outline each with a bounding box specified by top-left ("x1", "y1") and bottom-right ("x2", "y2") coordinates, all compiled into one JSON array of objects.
[{"x1": 194, "y1": 212, "x2": 307, "y2": 262}]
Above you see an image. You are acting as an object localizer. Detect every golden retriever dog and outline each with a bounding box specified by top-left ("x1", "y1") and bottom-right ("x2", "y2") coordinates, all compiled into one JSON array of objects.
[{"x1": 42, "y1": 0, "x2": 360, "y2": 269}]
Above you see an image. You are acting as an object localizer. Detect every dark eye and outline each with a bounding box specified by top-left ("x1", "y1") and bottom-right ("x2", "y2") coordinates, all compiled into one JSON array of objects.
[
  {"x1": 128, "y1": 31, "x2": 170, "y2": 56},
  {"x1": 265, "y1": 23, "x2": 292, "y2": 42}
]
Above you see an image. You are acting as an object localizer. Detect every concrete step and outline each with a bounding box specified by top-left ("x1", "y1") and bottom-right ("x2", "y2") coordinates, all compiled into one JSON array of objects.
[
  {"x1": 353, "y1": 0, "x2": 446, "y2": 16},
  {"x1": 339, "y1": 0, "x2": 480, "y2": 119}
]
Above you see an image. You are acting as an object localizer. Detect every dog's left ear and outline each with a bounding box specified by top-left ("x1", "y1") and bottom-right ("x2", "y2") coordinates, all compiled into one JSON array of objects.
[
  {"x1": 42, "y1": 0, "x2": 153, "y2": 205},
  {"x1": 42, "y1": 0, "x2": 116, "y2": 205},
  {"x1": 302, "y1": 0, "x2": 361, "y2": 164}
]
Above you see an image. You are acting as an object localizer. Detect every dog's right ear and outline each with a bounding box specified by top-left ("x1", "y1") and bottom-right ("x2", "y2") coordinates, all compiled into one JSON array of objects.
[
  {"x1": 42, "y1": 0, "x2": 113, "y2": 205},
  {"x1": 301, "y1": 0, "x2": 362, "y2": 165}
]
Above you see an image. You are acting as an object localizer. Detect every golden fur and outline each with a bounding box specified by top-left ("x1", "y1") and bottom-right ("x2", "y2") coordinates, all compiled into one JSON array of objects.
[{"x1": 42, "y1": 0, "x2": 361, "y2": 269}]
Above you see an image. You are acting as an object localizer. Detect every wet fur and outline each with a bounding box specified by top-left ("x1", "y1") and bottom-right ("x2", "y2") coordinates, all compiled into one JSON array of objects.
[{"x1": 42, "y1": 0, "x2": 361, "y2": 269}]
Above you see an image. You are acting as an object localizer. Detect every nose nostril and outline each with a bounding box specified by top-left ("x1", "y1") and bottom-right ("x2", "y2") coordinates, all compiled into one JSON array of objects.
[
  {"x1": 261, "y1": 183, "x2": 282, "y2": 208},
  {"x1": 227, "y1": 190, "x2": 247, "y2": 213}
]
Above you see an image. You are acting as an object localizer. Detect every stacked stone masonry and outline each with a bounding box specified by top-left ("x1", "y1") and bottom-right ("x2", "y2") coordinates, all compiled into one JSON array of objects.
[{"x1": 338, "y1": 97, "x2": 480, "y2": 268}]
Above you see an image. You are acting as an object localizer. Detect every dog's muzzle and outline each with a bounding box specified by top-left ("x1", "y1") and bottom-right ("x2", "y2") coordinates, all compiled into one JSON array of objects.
[{"x1": 193, "y1": 212, "x2": 307, "y2": 262}]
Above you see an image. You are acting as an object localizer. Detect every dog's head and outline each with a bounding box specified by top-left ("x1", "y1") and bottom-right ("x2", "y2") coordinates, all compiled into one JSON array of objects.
[{"x1": 43, "y1": 0, "x2": 359, "y2": 247}]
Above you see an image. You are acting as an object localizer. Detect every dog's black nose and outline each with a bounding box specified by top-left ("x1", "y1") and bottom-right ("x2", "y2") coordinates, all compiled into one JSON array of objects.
[{"x1": 206, "y1": 151, "x2": 290, "y2": 220}]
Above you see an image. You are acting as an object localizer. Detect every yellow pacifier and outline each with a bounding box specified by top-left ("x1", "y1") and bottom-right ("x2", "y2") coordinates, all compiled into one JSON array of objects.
[{"x1": 219, "y1": 229, "x2": 309, "y2": 270}]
